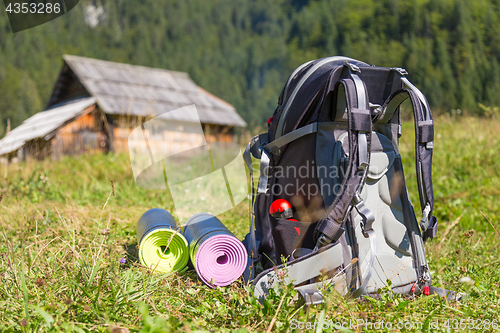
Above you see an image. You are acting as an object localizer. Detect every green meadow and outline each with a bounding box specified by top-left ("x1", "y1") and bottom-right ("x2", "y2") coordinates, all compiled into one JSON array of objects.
[{"x1": 0, "y1": 116, "x2": 499, "y2": 332}]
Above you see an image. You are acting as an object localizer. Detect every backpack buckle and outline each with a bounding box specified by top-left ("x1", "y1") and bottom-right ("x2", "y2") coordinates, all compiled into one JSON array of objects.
[
  {"x1": 345, "y1": 62, "x2": 361, "y2": 73},
  {"x1": 297, "y1": 289, "x2": 324, "y2": 306},
  {"x1": 390, "y1": 67, "x2": 408, "y2": 76},
  {"x1": 419, "y1": 203, "x2": 432, "y2": 232},
  {"x1": 419, "y1": 265, "x2": 431, "y2": 284},
  {"x1": 369, "y1": 103, "x2": 382, "y2": 118},
  {"x1": 353, "y1": 193, "x2": 375, "y2": 233},
  {"x1": 358, "y1": 161, "x2": 369, "y2": 171},
  {"x1": 316, "y1": 234, "x2": 332, "y2": 248}
]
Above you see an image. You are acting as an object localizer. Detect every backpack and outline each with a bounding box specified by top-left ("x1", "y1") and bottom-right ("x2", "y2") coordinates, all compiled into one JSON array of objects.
[{"x1": 242, "y1": 56, "x2": 457, "y2": 304}]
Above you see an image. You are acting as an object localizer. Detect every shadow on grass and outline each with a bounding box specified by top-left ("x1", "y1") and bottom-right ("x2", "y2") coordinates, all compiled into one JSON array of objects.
[{"x1": 124, "y1": 243, "x2": 139, "y2": 262}]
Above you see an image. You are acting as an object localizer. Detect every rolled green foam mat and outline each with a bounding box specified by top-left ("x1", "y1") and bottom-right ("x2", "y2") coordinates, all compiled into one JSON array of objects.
[{"x1": 137, "y1": 208, "x2": 189, "y2": 273}]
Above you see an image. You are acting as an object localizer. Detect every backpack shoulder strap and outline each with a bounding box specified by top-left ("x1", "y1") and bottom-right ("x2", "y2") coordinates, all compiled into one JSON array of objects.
[
  {"x1": 378, "y1": 68, "x2": 437, "y2": 241},
  {"x1": 274, "y1": 57, "x2": 369, "y2": 140},
  {"x1": 314, "y1": 63, "x2": 373, "y2": 247},
  {"x1": 252, "y1": 63, "x2": 375, "y2": 302}
]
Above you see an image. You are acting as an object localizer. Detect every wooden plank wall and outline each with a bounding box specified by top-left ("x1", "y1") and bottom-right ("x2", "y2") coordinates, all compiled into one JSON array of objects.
[
  {"x1": 110, "y1": 115, "x2": 144, "y2": 153},
  {"x1": 203, "y1": 124, "x2": 234, "y2": 143},
  {"x1": 24, "y1": 111, "x2": 236, "y2": 160},
  {"x1": 24, "y1": 138, "x2": 52, "y2": 160},
  {"x1": 49, "y1": 110, "x2": 108, "y2": 160},
  {"x1": 112, "y1": 115, "x2": 235, "y2": 154}
]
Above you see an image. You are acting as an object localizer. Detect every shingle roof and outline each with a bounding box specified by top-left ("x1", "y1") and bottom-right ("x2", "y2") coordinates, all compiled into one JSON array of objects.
[
  {"x1": 61, "y1": 55, "x2": 247, "y2": 127},
  {"x1": 0, "y1": 97, "x2": 97, "y2": 156}
]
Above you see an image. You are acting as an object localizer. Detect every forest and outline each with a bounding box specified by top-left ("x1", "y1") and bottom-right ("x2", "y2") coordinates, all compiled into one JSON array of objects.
[{"x1": 1, "y1": 0, "x2": 500, "y2": 137}]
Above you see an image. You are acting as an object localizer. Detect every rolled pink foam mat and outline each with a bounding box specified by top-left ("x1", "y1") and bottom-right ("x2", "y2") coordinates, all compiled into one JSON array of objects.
[{"x1": 183, "y1": 213, "x2": 247, "y2": 287}]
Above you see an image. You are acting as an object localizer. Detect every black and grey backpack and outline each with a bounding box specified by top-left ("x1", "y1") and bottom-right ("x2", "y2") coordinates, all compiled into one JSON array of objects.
[{"x1": 242, "y1": 56, "x2": 457, "y2": 304}]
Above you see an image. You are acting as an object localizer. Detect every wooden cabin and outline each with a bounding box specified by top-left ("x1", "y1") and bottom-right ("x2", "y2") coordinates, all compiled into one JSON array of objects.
[{"x1": 0, "y1": 55, "x2": 247, "y2": 160}]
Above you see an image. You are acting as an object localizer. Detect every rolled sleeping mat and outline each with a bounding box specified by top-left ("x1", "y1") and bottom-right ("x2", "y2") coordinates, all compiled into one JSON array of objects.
[
  {"x1": 137, "y1": 208, "x2": 189, "y2": 273},
  {"x1": 183, "y1": 213, "x2": 247, "y2": 287}
]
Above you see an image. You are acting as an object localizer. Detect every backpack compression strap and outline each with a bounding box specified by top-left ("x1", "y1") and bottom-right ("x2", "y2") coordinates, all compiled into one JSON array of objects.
[
  {"x1": 242, "y1": 133, "x2": 268, "y2": 281},
  {"x1": 377, "y1": 68, "x2": 437, "y2": 241}
]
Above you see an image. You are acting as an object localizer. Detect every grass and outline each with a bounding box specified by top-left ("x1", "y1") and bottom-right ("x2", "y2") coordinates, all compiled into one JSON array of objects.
[{"x1": 0, "y1": 116, "x2": 499, "y2": 332}]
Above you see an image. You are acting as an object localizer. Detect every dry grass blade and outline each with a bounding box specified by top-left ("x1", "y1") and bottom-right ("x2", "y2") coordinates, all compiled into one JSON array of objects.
[
  {"x1": 266, "y1": 291, "x2": 286, "y2": 333},
  {"x1": 439, "y1": 215, "x2": 462, "y2": 246},
  {"x1": 101, "y1": 190, "x2": 113, "y2": 213},
  {"x1": 481, "y1": 211, "x2": 500, "y2": 237},
  {"x1": 94, "y1": 214, "x2": 112, "y2": 264},
  {"x1": 151, "y1": 228, "x2": 181, "y2": 274},
  {"x1": 472, "y1": 203, "x2": 500, "y2": 237},
  {"x1": 325, "y1": 258, "x2": 358, "y2": 284},
  {"x1": 31, "y1": 237, "x2": 61, "y2": 267}
]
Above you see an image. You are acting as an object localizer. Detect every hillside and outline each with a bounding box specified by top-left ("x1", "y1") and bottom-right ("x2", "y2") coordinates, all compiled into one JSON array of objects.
[{"x1": 2, "y1": 0, "x2": 500, "y2": 137}]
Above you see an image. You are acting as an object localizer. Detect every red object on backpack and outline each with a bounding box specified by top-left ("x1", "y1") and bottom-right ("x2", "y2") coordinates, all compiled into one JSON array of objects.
[
  {"x1": 269, "y1": 199, "x2": 293, "y2": 219},
  {"x1": 267, "y1": 116, "x2": 273, "y2": 126}
]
